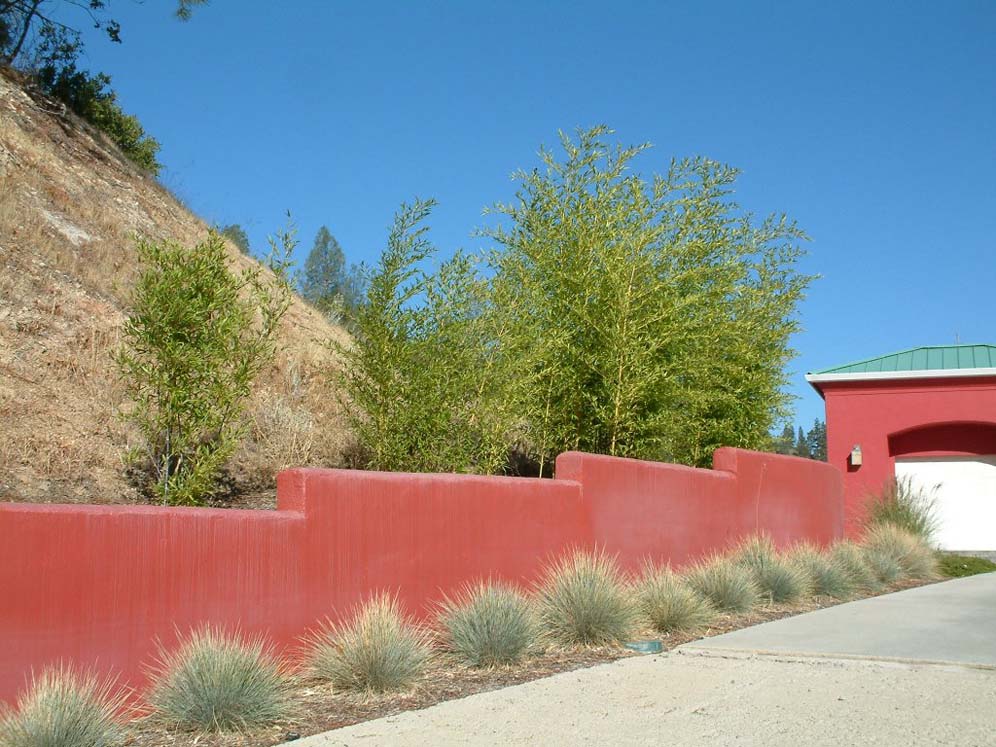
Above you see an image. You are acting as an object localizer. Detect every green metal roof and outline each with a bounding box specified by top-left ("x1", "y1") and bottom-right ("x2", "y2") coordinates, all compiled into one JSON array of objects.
[{"x1": 810, "y1": 344, "x2": 996, "y2": 376}]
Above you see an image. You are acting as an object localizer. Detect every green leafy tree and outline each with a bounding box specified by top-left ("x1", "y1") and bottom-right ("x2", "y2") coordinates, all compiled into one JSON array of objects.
[
  {"x1": 219, "y1": 223, "x2": 251, "y2": 255},
  {"x1": 484, "y1": 126, "x2": 813, "y2": 470},
  {"x1": 331, "y1": 200, "x2": 514, "y2": 473},
  {"x1": 299, "y1": 225, "x2": 364, "y2": 324},
  {"x1": 117, "y1": 230, "x2": 291, "y2": 505}
]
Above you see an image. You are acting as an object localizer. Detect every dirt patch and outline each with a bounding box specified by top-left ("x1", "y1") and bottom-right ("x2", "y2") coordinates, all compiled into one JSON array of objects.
[{"x1": 0, "y1": 67, "x2": 351, "y2": 509}]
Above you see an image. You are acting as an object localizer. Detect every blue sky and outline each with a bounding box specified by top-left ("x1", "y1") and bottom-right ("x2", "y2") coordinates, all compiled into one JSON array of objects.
[{"x1": 67, "y1": 1, "x2": 996, "y2": 428}]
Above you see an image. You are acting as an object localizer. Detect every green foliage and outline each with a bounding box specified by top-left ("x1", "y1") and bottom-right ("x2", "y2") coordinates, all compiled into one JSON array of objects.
[
  {"x1": 937, "y1": 553, "x2": 996, "y2": 578},
  {"x1": 789, "y1": 542, "x2": 854, "y2": 599},
  {"x1": 864, "y1": 477, "x2": 940, "y2": 543},
  {"x1": 636, "y1": 562, "x2": 714, "y2": 634},
  {"x1": 773, "y1": 419, "x2": 826, "y2": 461},
  {"x1": 337, "y1": 128, "x2": 811, "y2": 475},
  {"x1": 117, "y1": 230, "x2": 291, "y2": 505},
  {"x1": 436, "y1": 581, "x2": 538, "y2": 667},
  {"x1": 1, "y1": 1, "x2": 205, "y2": 173},
  {"x1": 331, "y1": 199, "x2": 517, "y2": 473},
  {"x1": 831, "y1": 540, "x2": 881, "y2": 592},
  {"x1": 219, "y1": 224, "x2": 251, "y2": 255},
  {"x1": 806, "y1": 419, "x2": 827, "y2": 461},
  {"x1": 861, "y1": 524, "x2": 938, "y2": 580},
  {"x1": 733, "y1": 534, "x2": 809, "y2": 603},
  {"x1": 484, "y1": 126, "x2": 813, "y2": 469},
  {"x1": 147, "y1": 626, "x2": 291, "y2": 732},
  {"x1": 535, "y1": 549, "x2": 636, "y2": 647},
  {"x1": 306, "y1": 593, "x2": 431, "y2": 693},
  {"x1": 39, "y1": 64, "x2": 161, "y2": 173},
  {"x1": 1, "y1": 1, "x2": 206, "y2": 65},
  {"x1": 684, "y1": 555, "x2": 760, "y2": 613},
  {"x1": 298, "y1": 225, "x2": 364, "y2": 323},
  {"x1": 0, "y1": 666, "x2": 126, "y2": 747},
  {"x1": 25, "y1": 25, "x2": 161, "y2": 174}
]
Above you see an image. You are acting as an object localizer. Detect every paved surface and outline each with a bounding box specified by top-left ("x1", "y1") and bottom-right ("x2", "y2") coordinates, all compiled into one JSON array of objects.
[
  {"x1": 684, "y1": 571, "x2": 996, "y2": 667},
  {"x1": 286, "y1": 575, "x2": 996, "y2": 746}
]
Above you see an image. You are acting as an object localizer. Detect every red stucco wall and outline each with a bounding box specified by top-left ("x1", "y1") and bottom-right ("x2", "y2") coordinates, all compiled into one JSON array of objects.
[
  {"x1": 821, "y1": 376, "x2": 996, "y2": 534},
  {"x1": 0, "y1": 448, "x2": 842, "y2": 703},
  {"x1": 556, "y1": 448, "x2": 842, "y2": 570}
]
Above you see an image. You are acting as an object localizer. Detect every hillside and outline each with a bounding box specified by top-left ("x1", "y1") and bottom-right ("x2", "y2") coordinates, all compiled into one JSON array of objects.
[{"x1": 0, "y1": 68, "x2": 350, "y2": 507}]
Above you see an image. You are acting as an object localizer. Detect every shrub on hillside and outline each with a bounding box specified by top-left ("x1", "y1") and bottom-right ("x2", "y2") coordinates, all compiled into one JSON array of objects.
[
  {"x1": 306, "y1": 593, "x2": 431, "y2": 693},
  {"x1": 117, "y1": 231, "x2": 292, "y2": 505},
  {"x1": 37, "y1": 63, "x2": 162, "y2": 174},
  {"x1": 535, "y1": 549, "x2": 636, "y2": 646},
  {"x1": 789, "y1": 542, "x2": 854, "y2": 599},
  {"x1": 147, "y1": 626, "x2": 291, "y2": 732},
  {"x1": 436, "y1": 581, "x2": 538, "y2": 667},
  {"x1": 733, "y1": 534, "x2": 809, "y2": 603},
  {"x1": 636, "y1": 562, "x2": 714, "y2": 634},
  {"x1": 684, "y1": 555, "x2": 760, "y2": 613},
  {"x1": 863, "y1": 476, "x2": 940, "y2": 543},
  {"x1": 831, "y1": 541, "x2": 881, "y2": 592},
  {"x1": 0, "y1": 666, "x2": 126, "y2": 747},
  {"x1": 862, "y1": 524, "x2": 938, "y2": 580}
]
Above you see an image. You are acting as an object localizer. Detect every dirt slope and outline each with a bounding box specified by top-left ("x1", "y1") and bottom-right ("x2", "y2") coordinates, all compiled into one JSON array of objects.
[{"x1": 0, "y1": 68, "x2": 350, "y2": 506}]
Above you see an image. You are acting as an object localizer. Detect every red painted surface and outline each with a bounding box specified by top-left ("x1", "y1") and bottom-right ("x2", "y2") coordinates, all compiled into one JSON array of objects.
[
  {"x1": 0, "y1": 448, "x2": 842, "y2": 703},
  {"x1": 819, "y1": 376, "x2": 996, "y2": 535},
  {"x1": 556, "y1": 448, "x2": 843, "y2": 570}
]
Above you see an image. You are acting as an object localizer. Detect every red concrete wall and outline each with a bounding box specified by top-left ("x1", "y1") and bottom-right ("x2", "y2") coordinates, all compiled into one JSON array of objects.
[
  {"x1": 556, "y1": 448, "x2": 843, "y2": 570},
  {"x1": 0, "y1": 448, "x2": 842, "y2": 703},
  {"x1": 821, "y1": 376, "x2": 996, "y2": 534}
]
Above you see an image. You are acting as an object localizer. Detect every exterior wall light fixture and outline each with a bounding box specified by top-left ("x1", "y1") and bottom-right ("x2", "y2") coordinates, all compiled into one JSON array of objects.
[{"x1": 849, "y1": 445, "x2": 862, "y2": 467}]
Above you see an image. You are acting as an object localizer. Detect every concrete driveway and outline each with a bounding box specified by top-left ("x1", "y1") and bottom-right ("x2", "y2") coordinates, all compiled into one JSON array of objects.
[{"x1": 287, "y1": 574, "x2": 996, "y2": 746}]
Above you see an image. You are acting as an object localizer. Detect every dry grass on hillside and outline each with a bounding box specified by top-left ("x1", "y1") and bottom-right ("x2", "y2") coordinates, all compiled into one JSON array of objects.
[{"x1": 0, "y1": 68, "x2": 351, "y2": 507}]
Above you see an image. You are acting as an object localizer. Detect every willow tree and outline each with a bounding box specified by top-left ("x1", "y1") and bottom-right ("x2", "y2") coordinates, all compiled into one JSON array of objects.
[{"x1": 483, "y1": 126, "x2": 812, "y2": 470}]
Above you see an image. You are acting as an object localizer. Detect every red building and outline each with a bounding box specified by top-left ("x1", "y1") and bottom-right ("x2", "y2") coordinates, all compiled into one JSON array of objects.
[{"x1": 807, "y1": 344, "x2": 996, "y2": 551}]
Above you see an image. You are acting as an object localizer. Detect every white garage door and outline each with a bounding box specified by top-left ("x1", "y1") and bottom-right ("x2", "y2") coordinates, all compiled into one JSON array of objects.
[{"x1": 895, "y1": 456, "x2": 996, "y2": 551}]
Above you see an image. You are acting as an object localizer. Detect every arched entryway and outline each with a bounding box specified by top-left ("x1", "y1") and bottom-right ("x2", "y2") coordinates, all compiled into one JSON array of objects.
[{"x1": 889, "y1": 421, "x2": 996, "y2": 551}]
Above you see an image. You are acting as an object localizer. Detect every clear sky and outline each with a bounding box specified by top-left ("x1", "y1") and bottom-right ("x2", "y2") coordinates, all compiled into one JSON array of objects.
[{"x1": 66, "y1": 1, "x2": 995, "y2": 428}]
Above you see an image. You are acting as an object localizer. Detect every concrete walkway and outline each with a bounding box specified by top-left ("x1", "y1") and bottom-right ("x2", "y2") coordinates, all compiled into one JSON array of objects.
[
  {"x1": 287, "y1": 575, "x2": 996, "y2": 746},
  {"x1": 683, "y1": 571, "x2": 996, "y2": 667}
]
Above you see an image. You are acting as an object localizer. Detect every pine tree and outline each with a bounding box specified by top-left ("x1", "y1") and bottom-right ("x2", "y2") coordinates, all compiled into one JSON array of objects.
[
  {"x1": 298, "y1": 226, "x2": 363, "y2": 322},
  {"x1": 794, "y1": 427, "x2": 812, "y2": 459},
  {"x1": 806, "y1": 419, "x2": 827, "y2": 461},
  {"x1": 219, "y1": 224, "x2": 251, "y2": 255}
]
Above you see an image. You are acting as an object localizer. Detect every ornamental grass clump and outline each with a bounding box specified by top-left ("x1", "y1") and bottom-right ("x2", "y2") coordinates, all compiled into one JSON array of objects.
[
  {"x1": 863, "y1": 548, "x2": 903, "y2": 585},
  {"x1": 636, "y1": 562, "x2": 715, "y2": 634},
  {"x1": 831, "y1": 540, "x2": 881, "y2": 592},
  {"x1": 147, "y1": 626, "x2": 291, "y2": 732},
  {"x1": 436, "y1": 580, "x2": 538, "y2": 667},
  {"x1": 306, "y1": 593, "x2": 432, "y2": 693},
  {"x1": 862, "y1": 524, "x2": 939, "y2": 580},
  {"x1": 535, "y1": 549, "x2": 636, "y2": 647},
  {"x1": 789, "y1": 542, "x2": 854, "y2": 599},
  {"x1": 684, "y1": 554, "x2": 760, "y2": 613},
  {"x1": 733, "y1": 534, "x2": 809, "y2": 604},
  {"x1": 0, "y1": 666, "x2": 127, "y2": 747},
  {"x1": 864, "y1": 477, "x2": 940, "y2": 543}
]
